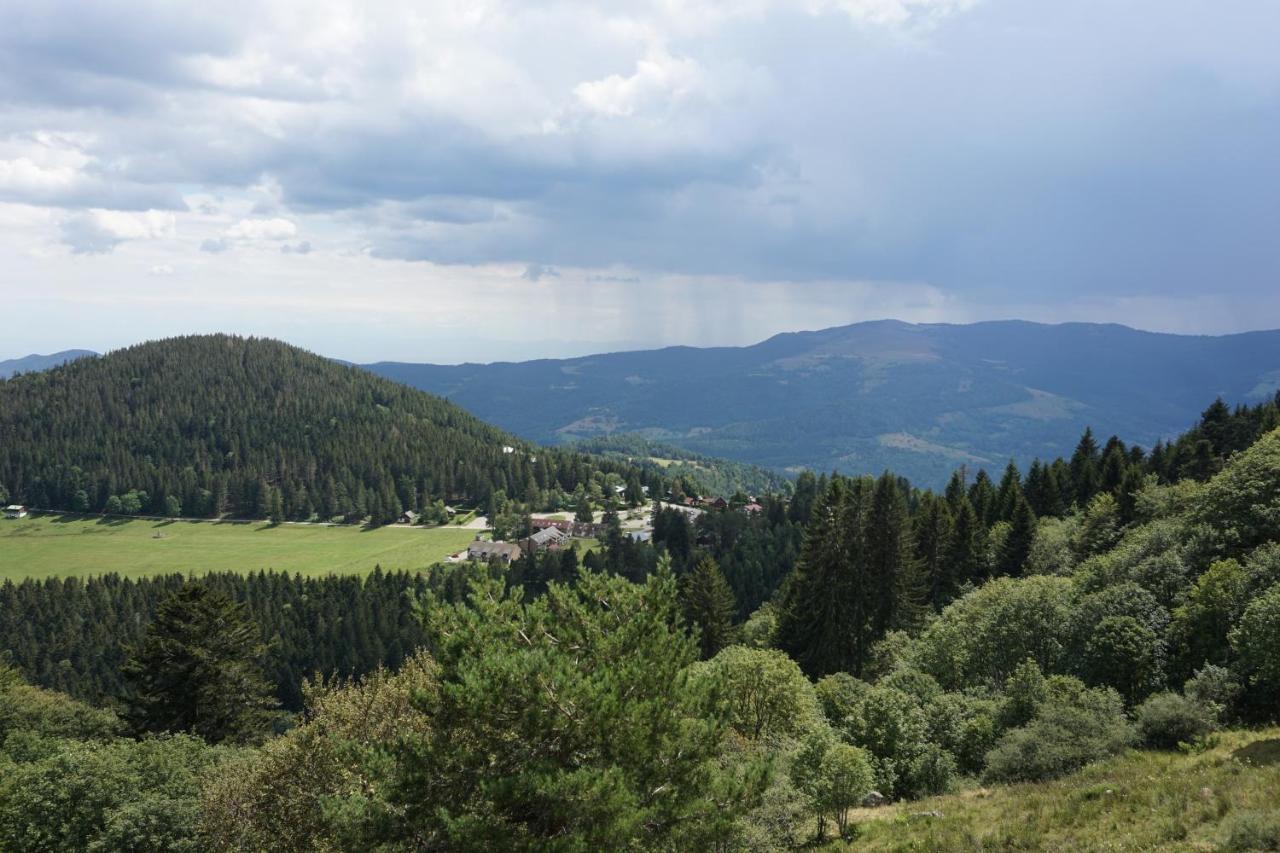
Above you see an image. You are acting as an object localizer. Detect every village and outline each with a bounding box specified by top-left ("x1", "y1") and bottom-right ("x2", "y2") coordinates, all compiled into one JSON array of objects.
[{"x1": 447, "y1": 492, "x2": 767, "y2": 564}]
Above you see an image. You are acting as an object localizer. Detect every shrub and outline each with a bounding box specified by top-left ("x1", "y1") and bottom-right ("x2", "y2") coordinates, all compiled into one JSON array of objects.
[
  {"x1": 1230, "y1": 583, "x2": 1280, "y2": 691},
  {"x1": 1223, "y1": 810, "x2": 1280, "y2": 852},
  {"x1": 1184, "y1": 664, "x2": 1241, "y2": 722},
  {"x1": 923, "y1": 691, "x2": 1000, "y2": 776},
  {"x1": 879, "y1": 669, "x2": 942, "y2": 705},
  {"x1": 983, "y1": 677, "x2": 1135, "y2": 783},
  {"x1": 693, "y1": 646, "x2": 823, "y2": 743},
  {"x1": 814, "y1": 673, "x2": 869, "y2": 734},
  {"x1": 788, "y1": 731, "x2": 875, "y2": 840},
  {"x1": 914, "y1": 576, "x2": 1077, "y2": 690},
  {"x1": 819, "y1": 743, "x2": 875, "y2": 838},
  {"x1": 902, "y1": 742, "x2": 957, "y2": 798},
  {"x1": 200, "y1": 652, "x2": 437, "y2": 852},
  {"x1": 0, "y1": 734, "x2": 226, "y2": 853},
  {"x1": 1134, "y1": 692, "x2": 1217, "y2": 749}
]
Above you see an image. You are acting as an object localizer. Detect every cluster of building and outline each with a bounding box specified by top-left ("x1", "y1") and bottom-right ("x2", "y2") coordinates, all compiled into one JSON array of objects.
[
  {"x1": 457, "y1": 493, "x2": 768, "y2": 564},
  {"x1": 675, "y1": 495, "x2": 764, "y2": 514}
]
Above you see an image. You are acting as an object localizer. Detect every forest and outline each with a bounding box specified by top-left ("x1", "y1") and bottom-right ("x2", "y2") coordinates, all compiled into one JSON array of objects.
[
  {"x1": 0, "y1": 335, "x2": 663, "y2": 525},
  {"x1": 2, "y1": 394, "x2": 1280, "y2": 849}
]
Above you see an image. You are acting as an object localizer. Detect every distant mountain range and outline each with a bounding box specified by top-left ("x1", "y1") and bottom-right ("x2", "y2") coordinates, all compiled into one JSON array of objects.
[
  {"x1": 0, "y1": 350, "x2": 96, "y2": 379},
  {"x1": 361, "y1": 320, "x2": 1280, "y2": 486}
]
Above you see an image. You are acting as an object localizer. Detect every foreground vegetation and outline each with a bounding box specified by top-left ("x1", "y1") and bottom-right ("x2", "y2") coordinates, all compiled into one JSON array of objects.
[
  {"x1": 847, "y1": 728, "x2": 1280, "y2": 851},
  {"x1": 0, "y1": 514, "x2": 477, "y2": 580},
  {"x1": 3, "y1": 388, "x2": 1280, "y2": 849}
]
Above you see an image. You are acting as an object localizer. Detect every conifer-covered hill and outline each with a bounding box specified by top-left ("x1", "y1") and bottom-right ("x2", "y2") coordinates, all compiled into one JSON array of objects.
[{"x1": 0, "y1": 335, "x2": 657, "y2": 522}]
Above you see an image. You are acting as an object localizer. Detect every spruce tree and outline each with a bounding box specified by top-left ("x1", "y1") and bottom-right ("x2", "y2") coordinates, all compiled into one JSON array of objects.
[
  {"x1": 1070, "y1": 427, "x2": 1102, "y2": 507},
  {"x1": 995, "y1": 461, "x2": 1022, "y2": 522},
  {"x1": 123, "y1": 584, "x2": 278, "y2": 744},
  {"x1": 947, "y1": 496, "x2": 984, "y2": 587},
  {"x1": 866, "y1": 472, "x2": 925, "y2": 633},
  {"x1": 995, "y1": 494, "x2": 1037, "y2": 577},
  {"x1": 682, "y1": 556, "x2": 738, "y2": 659},
  {"x1": 777, "y1": 478, "x2": 863, "y2": 677},
  {"x1": 914, "y1": 492, "x2": 956, "y2": 610},
  {"x1": 968, "y1": 470, "x2": 997, "y2": 527}
]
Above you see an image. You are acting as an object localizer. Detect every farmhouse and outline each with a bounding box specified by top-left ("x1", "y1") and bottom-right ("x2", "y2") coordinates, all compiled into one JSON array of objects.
[
  {"x1": 4, "y1": 505, "x2": 29, "y2": 519},
  {"x1": 467, "y1": 539, "x2": 523, "y2": 563},
  {"x1": 522, "y1": 526, "x2": 569, "y2": 553},
  {"x1": 399, "y1": 510, "x2": 419, "y2": 525}
]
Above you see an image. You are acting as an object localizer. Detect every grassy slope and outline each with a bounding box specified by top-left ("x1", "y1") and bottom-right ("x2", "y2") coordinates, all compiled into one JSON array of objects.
[
  {"x1": 837, "y1": 728, "x2": 1280, "y2": 852},
  {"x1": 0, "y1": 514, "x2": 478, "y2": 579}
]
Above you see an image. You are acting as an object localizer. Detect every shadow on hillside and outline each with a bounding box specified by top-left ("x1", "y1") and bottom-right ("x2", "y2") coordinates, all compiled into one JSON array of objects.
[
  {"x1": 95, "y1": 516, "x2": 131, "y2": 527},
  {"x1": 50, "y1": 513, "x2": 85, "y2": 524},
  {"x1": 1233, "y1": 738, "x2": 1280, "y2": 767}
]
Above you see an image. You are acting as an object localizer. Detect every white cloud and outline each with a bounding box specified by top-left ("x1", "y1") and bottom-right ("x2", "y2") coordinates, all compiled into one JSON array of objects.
[
  {"x1": 4, "y1": 0, "x2": 1280, "y2": 356},
  {"x1": 574, "y1": 52, "x2": 703, "y2": 118},
  {"x1": 60, "y1": 209, "x2": 176, "y2": 254},
  {"x1": 225, "y1": 217, "x2": 297, "y2": 241}
]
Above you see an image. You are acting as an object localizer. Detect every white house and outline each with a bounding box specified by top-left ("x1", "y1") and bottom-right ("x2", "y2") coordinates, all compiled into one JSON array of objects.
[{"x1": 4, "y1": 505, "x2": 29, "y2": 519}]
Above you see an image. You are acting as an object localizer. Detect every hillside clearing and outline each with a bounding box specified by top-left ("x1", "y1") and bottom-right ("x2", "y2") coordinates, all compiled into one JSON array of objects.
[
  {"x1": 0, "y1": 514, "x2": 478, "y2": 579},
  {"x1": 838, "y1": 728, "x2": 1280, "y2": 852}
]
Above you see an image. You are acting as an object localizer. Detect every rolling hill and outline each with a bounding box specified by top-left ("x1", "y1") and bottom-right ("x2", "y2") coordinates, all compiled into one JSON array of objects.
[
  {"x1": 363, "y1": 320, "x2": 1280, "y2": 485},
  {"x1": 0, "y1": 335, "x2": 656, "y2": 521},
  {"x1": 0, "y1": 349, "x2": 96, "y2": 379}
]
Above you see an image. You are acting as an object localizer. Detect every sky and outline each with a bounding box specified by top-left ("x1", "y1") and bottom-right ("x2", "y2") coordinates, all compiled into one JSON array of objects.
[{"x1": 1, "y1": 0, "x2": 1278, "y2": 363}]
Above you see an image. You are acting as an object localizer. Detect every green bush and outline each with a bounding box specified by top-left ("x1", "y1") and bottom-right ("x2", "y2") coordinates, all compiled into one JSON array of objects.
[
  {"x1": 1223, "y1": 810, "x2": 1280, "y2": 852},
  {"x1": 0, "y1": 734, "x2": 226, "y2": 853},
  {"x1": 1134, "y1": 692, "x2": 1217, "y2": 749},
  {"x1": 983, "y1": 677, "x2": 1135, "y2": 783},
  {"x1": 1184, "y1": 664, "x2": 1241, "y2": 721}
]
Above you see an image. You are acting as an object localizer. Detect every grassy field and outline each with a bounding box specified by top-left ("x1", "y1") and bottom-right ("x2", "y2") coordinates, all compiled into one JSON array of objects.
[
  {"x1": 0, "y1": 514, "x2": 479, "y2": 580},
  {"x1": 836, "y1": 728, "x2": 1280, "y2": 851}
]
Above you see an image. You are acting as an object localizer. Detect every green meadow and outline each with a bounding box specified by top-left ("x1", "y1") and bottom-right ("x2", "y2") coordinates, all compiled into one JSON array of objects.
[{"x1": 0, "y1": 514, "x2": 479, "y2": 580}]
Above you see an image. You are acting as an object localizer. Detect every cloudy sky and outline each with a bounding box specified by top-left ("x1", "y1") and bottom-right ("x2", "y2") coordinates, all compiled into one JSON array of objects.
[{"x1": 2, "y1": 0, "x2": 1278, "y2": 362}]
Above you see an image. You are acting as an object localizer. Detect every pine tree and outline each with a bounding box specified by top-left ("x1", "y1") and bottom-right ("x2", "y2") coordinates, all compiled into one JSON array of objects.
[
  {"x1": 682, "y1": 556, "x2": 738, "y2": 659},
  {"x1": 123, "y1": 584, "x2": 278, "y2": 744},
  {"x1": 777, "y1": 478, "x2": 862, "y2": 677},
  {"x1": 995, "y1": 461, "x2": 1022, "y2": 522},
  {"x1": 914, "y1": 492, "x2": 956, "y2": 610},
  {"x1": 947, "y1": 496, "x2": 984, "y2": 587},
  {"x1": 1070, "y1": 427, "x2": 1101, "y2": 507},
  {"x1": 574, "y1": 494, "x2": 594, "y2": 524},
  {"x1": 866, "y1": 472, "x2": 925, "y2": 633},
  {"x1": 995, "y1": 494, "x2": 1037, "y2": 577},
  {"x1": 968, "y1": 470, "x2": 997, "y2": 527}
]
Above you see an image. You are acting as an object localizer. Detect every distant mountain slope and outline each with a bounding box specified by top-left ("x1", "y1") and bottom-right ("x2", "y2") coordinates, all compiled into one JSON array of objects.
[
  {"x1": 0, "y1": 335, "x2": 653, "y2": 522},
  {"x1": 0, "y1": 350, "x2": 96, "y2": 379},
  {"x1": 363, "y1": 320, "x2": 1280, "y2": 485}
]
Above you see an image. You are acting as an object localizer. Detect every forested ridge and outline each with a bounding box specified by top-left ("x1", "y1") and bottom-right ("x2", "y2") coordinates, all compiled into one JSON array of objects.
[{"x1": 0, "y1": 335, "x2": 661, "y2": 523}]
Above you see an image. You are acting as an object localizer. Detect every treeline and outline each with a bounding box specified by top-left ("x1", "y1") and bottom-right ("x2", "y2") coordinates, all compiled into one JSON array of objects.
[
  {"x1": 0, "y1": 569, "x2": 430, "y2": 712},
  {"x1": 0, "y1": 335, "x2": 662, "y2": 524}
]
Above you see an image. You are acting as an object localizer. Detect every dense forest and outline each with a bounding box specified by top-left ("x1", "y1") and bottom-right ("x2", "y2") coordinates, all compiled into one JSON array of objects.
[
  {"x1": 0, "y1": 335, "x2": 662, "y2": 524},
  {"x1": 4, "y1": 394, "x2": 1280, "y2": 848}
]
